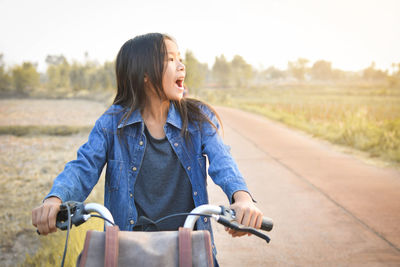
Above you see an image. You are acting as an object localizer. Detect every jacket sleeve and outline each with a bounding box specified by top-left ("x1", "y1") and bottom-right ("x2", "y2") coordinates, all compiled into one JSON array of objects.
[
  {"x1": 45, "y1": 118, "x2": 108, "y2": 202},
  {"x1": 200, "y1": 106, "x2": 251, "y2": 204}
]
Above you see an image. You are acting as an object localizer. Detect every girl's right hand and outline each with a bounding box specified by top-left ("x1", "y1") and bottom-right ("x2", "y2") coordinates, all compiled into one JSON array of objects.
[{"x1": 32, "y1": 196, "x2": 62, "y2": 235}]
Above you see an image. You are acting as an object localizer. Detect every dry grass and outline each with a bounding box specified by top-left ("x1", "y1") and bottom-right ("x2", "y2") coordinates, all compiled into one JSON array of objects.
[
  {"x1": 0, "y1": 134, "x2": 106, "y2": 266},
  {"x1": 0, "y1": 99, "x2": 108, "y2": 266},
  {"x1": 201, "y1": 84, "x2": 400, "y2": 165},
  {"x1": 0, "y1": 99, "x2": 107, "y2": 126},
  {"x1": 0, "y1": 125, "x2": 92, "y2": 136}
]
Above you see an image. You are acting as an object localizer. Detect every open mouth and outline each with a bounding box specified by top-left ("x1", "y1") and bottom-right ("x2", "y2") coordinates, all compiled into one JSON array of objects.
[{"x1": 176, "y1": 78, "x2": 184, "y2": 88}]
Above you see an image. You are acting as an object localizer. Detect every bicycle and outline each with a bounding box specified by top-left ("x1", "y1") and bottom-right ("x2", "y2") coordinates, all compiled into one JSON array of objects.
[{"x1": 51, "y1": 201, "x2": 274, "y2": 266}]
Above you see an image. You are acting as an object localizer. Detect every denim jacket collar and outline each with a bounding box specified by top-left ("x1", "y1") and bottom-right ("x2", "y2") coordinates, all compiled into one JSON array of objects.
[
  {"x1": 165, "y1": 103, "x2": 183, "y2": 130},
  {"x1": 117, "y1": 102, "x2": 186, "y2": 131},
  {"x1": 117, "y1": 107, "x2": 142, "y2": 129}
]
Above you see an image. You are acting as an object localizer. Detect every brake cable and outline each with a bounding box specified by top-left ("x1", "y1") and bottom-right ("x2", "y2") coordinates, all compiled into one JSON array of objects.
[
  {"x1": 137, "y1": 212, "x2": 271, "y2": 243},
  {"x1": 60, "y1": 203, "x2": 71, "y2": 267}
]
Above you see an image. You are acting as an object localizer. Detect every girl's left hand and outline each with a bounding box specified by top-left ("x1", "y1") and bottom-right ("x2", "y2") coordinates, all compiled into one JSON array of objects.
[{"x1": 226, "y1": 191, "x2": 263, "y2": 237}]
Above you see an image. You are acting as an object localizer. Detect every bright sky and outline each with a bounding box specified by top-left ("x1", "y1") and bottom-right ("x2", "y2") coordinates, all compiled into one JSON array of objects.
[{"x1": 0, "y1": 0, "x2": 399, "y2": 72}]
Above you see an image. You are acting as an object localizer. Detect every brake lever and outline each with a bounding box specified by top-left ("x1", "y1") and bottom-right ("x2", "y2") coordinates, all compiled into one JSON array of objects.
[
  {"x1": 219, "y1": 205, "x2": 237, "y2": 222},
  {"x1": 219, "y1": 205, "x2": 273, "y2": 232},
  {"x1": 212, "y1": 214, "x2": 271, "y2": 243},
  {"x1": 56, "y1": 201, "x2": 87, "y2": 230},
  {"x1": 217, "y1": 205, "x2": 272, "y2": 243}
]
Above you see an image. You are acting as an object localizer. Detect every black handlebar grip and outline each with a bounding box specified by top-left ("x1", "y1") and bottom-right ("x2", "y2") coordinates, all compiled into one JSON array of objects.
[
  {"x1": 261, "y1": 217, "x2": 273, "y2": 232},
  {"x1": 223, "y1": 206, "x2": 274, "y2": 232}
]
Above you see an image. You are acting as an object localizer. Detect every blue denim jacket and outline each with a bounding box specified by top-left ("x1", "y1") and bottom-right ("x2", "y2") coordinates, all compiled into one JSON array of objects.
[{"x1": 46, "y1": 102, "x2": 250, "y2": 254}]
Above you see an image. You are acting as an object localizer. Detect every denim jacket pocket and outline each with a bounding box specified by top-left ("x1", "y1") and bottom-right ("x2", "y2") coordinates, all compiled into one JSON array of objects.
[{"x1": 106, "y1": 160, "x2": 123, "y2": 191}]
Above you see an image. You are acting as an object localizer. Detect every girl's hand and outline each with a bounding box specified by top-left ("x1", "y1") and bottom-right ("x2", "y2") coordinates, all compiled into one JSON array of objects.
[
  {"x1": 32, "y1": 196, "x2": 62, "y2": 235},
  {"x1": 226, "y1": 191, "x2": 263, "y2": 237}
]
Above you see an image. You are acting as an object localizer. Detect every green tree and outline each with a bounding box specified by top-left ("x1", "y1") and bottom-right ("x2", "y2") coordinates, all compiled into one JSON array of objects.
[
  {"x1": 0, "y1": 54, "x2": 11, "y2": 92},
  {"x1": 69, "y1": 61, "x2": 87, "y2": 91},
  {"x1": 310, "y1": 60, "x2": 333, "y2": 80},
  {"x1": 12, "y1": 62, "x2": 40, "y2": 94},
  {"x1": 45, "y1": 55, "x2": 70, "y2": 89},
  {"x1": 67, "y1": 53, "x2": 113, "y2": 92},
  {"x1": 69, "y1": 59, "x2": 96, "y2": 92},
  {"x1": 288, "y1": 58, "x2": 309, "y2": 81},
  {"x1": 212, "y1": 55, "x2": 231, "y2": 87},
  {"x1": 387, "y1": 62, "x2": 400, "y2": 88},
  {"x1": 97, "y1": 61, "x2": 116, "y2": 90},
  {"x1": 231, "y1": 55, "x2": 253, "y2": 87},
  {"x1": 362, "y1": 62, "x2": 388, "y2": 81},
  {"x1": 184, "y1": 50, "x2": 207, "y2": 96},
  {"x1": 81, "y1": 54, "x2": 101, "y2": 91},
  {"x1": 331, "y1": 69, "x2": 347, "y2": 81},
  {"x1": 262, "y1": 66, "x2": 286, "y2": 81}
]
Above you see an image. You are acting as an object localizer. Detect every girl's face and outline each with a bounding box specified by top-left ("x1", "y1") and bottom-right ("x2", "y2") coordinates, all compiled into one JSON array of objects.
[{"x1": 162, "y1": 39, "x2": 186, "y2": 101}]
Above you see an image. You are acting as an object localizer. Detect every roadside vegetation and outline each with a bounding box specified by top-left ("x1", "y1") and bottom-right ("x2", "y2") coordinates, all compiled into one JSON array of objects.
[
  {"x1": 0, "y1": 100, "x2": 106, "y2": 266},
  {"x1": 0, "y1": 50, "x2": 399, "y2": 265},
  {"x1": 0, "y1": 133, "x2": 105, "y2": 266},
  {"x1": 201, "y1": 84, "x2": 400, "y2": 165}
]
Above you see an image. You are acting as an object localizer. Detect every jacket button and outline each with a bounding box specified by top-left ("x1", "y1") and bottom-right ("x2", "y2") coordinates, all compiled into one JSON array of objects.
[
  {"x1": 193, "y1": 191, "x2": 198, "y2": 196},
  {"x1": 174, "y1": 142, "x2": 179, "y2": 147},
  {"x1": 132, "y1": 167, "x2": 137, "y2": 171},
  {"x1": 130, "y1": 193, "x2": 133, "y2": 198},
  {"x1": 204, "y1": 217, "x2": 208, "y2": 223},
  {"x1": 130, "y1": 220, "x2": 135, "y2": 225},
  {"x1": 139, "y1": 141, "x2": 143, "y2": 146},
  {"x1": 187, "y1": 166, "x2": 191, "y2": 171}
]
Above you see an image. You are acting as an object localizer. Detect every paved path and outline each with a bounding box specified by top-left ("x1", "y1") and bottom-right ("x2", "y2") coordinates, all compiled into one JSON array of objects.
[{"x1": 208, "y1": 107, "x2": 400, "y2": 266}]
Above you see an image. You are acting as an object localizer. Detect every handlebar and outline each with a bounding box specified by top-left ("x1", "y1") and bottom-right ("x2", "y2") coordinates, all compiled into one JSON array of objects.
[
  {"x1": 49, "y1": 202, "x2": 273, "y2": 267},
  {"x1": 182, "y1": 205, "x2": 273, "y2": 232},
  {"x1": 182, "y1": 204, "x2": 273, "y2": 243},
  {"x1": 55, "y1": 201, "x2": 115, "y2": 231},
  {"x1": 54, "y1": 201, "x2": 273, "y2": 242}
]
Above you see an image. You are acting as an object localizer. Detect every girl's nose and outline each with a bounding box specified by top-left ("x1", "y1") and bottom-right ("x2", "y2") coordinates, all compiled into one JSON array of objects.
[{"x1": 177, "y1": 61, "x2": 185, "y2": 71}]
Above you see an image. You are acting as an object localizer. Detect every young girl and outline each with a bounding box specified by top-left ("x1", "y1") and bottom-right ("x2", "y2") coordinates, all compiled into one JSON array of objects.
[{"x1": 32, "y1": 33, "x2": 263, "y2": 263}]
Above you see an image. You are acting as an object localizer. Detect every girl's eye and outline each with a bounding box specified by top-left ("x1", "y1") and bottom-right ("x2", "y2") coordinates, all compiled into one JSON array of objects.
[{"x1": 169, "y1": 58, "x2": 174, "y2": 61}]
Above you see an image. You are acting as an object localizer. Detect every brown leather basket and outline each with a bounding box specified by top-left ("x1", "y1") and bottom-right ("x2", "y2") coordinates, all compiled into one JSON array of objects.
[{"x1": 77, "y1": 226, "x2": 214, "y2": 267}]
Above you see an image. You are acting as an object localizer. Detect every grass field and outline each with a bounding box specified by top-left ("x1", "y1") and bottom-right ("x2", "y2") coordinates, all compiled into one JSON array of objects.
[
  {"x1": 0, "y1": 99, "x2": 107, "y2": 266},
  {"x1": 201, "y1": 83, "x2": 400, "y2": 165}
]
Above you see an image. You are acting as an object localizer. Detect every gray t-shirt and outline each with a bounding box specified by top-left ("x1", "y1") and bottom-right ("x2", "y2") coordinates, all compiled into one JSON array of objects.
[{"x1": 133, "y1": 126, "x2": 195, "y2": 231}]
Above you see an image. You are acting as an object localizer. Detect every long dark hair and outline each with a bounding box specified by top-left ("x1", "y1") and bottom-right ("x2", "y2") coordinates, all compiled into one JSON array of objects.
[{"x1": 113, "y1": 33, "x2": 222, "y2": 140}]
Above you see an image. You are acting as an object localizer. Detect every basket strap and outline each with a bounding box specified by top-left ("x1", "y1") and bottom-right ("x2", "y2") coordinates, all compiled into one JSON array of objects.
[
  {"x1": 178, "y1": 227, "x2": 192, "y2": 267},
  {"x1": 78, "y1": 231, "x2": 93, "y2": 267},
  {"x1": 105, "y1": 225, "x2": 120, "y2": 267}
]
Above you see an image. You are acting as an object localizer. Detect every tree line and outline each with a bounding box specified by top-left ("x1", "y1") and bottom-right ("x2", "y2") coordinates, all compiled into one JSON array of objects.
[
  {"x1": 1, "y1": 51, "x2": 399, "y2": 97},
  {"x1": 0, "y1": 53, "x2": 115, "y2": 97}
]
